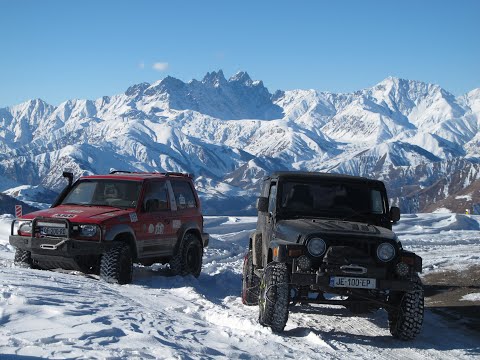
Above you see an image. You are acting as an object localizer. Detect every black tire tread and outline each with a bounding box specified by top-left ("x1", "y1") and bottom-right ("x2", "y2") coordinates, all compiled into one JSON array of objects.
[
  {"x1": 258, "y1": 262, "x2": 289, "y2": 332},
  {"x1": 242, "y1": 250, "x2": 260, "y2": 305},
  {"x1": 13, "y1": 248, "x2": 32, "y2": 268},
  {"x1": 388, "y1": 276, "x2": 424, "y2": 340},
  {"x1": 100, "y1": 242, "x2": 133, "y2": 284},
  {"x1": 170, "y1": 233, "x2": 203, "y2": 277}
]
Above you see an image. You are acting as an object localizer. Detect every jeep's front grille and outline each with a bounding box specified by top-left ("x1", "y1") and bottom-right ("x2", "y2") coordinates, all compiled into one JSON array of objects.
[{"x1": 320, "y1": 235, "x2": 378, "y2": 259}]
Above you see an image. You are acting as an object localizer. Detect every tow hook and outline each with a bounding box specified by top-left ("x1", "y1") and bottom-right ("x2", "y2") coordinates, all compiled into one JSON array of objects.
[
  {"x1": 340, "y1": 264, "x2": 367, "y2": 275},
  {"x1": 40, "y1": 239, "x2": 68, "y2": 250}
]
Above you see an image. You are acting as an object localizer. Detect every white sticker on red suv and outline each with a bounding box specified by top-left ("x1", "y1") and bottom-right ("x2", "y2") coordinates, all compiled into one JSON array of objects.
[
  {"x1": 172, "y1": 220, "x2": 181, "y2": 229},
  {"x1": 129, "y1": 213, "x2": 138, "y2": 223},
  {"x1": 155, "y1": 223, "x2": 164, "y2": 234}
]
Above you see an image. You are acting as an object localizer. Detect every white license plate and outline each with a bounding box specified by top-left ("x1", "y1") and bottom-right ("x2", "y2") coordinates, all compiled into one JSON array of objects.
[
  {"x1": 330, "y1": 276, "x2": 376, "y2": 289},
  {"x1": 41, "y1": 227, "x2": 67, "y2": 237}
]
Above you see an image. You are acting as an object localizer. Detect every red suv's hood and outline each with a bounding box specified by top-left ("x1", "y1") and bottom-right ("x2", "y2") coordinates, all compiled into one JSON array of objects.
[{"x1": 20, "y1": 205, "x2": 134, "y2": 223}]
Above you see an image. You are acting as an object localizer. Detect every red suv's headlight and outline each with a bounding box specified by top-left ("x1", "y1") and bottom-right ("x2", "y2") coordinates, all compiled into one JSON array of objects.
[
  {"x1": 16, "y1": 221, "x2": 32, "y2": 236},
  {"x1": 79, "y1": 224, "x2": 98, "y2": 237}
]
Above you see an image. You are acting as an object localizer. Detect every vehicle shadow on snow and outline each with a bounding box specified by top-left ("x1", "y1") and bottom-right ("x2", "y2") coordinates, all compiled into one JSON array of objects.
[
  {"x1": 286, "y1": 306, "x2": 480, "y2": 352},
  {"x1": 290, "y1": 304, "x2": 387, "y2": 328},
  {"x1": 428, "y1": 304, "x2": 480, "y2": 333},
  {"x1": 133, "y1": 266, "x2": 243, "y2": 306}
]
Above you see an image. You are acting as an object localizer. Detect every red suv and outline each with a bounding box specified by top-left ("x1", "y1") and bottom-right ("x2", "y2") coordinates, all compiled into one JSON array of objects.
[{"x1": 9, "y1": 171, "x2": 209, "y2": 284}]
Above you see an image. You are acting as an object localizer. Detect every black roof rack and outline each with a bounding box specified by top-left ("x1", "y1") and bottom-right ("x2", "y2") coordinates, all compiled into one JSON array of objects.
[
  {"x1": 109, "y1": 170, "x2": 132, "y2": 174},
  {"x1": 108, "y1": 170, "x2": 194, "y2": 179}
]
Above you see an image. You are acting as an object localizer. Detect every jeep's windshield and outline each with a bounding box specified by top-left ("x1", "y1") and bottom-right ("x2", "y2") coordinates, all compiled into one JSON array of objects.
[
  {"x1": 61, "y1": 179, "x2": 142, "y2": 209},
  {"x1": 278, "y1": 180, "x2": 387, "y2": 220}
]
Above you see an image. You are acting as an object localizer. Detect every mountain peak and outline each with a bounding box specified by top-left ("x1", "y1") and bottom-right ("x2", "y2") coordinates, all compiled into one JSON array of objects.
[
  {"x1": 125, "y1": 82, "x2": 150, "y2": 97},
  {"x1": 229, "y1": 71, "x2": 252, "y2": 84},
  {"x1": 202, "y1": 70, "x2": 227, "y2": 87},
  {"x1": 375, "y1": 76, "x2": 442, "y2": 93}
]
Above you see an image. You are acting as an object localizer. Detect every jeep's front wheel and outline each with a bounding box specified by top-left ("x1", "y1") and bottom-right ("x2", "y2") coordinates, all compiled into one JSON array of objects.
[
  {"x1": 387, "y1": 276, "x2": 424, "y2": 340},
  {"x1": 170, "y1": 233, "x2": 203, "y2": 277},
  {"x1": 242, "y1": 250, "x2": 260, "y2": 305},
  {"x1": 100, "y1": 242, "x2": 133, "y2": 285},
  {"x1": 258, "y1": 262, "x2": 289, "y2": 332},
  {"x1": 13, "y1": 248, "x2": 33, "y2": 268}
]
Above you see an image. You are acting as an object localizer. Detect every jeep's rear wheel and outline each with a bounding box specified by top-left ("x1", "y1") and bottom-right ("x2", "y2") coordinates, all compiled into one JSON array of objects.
[
  {"x1": 100, "y1": 242, "x2": 133, "y2": 285},
  {"x1": 242, "y1": 250, "x2": 260, "y2": 305},
  {"x1": 387, "y1": 276, "x2": 424, "y2": 340},
  {"x1": 13, "y1": 248, "x2": 33, "y2": 268},
  {"x1": 170, "y1": 233, "x2": 203, "y2": 277},
  {"x1": 258, "y1": 262, "x2": 289, "y2": 332}
]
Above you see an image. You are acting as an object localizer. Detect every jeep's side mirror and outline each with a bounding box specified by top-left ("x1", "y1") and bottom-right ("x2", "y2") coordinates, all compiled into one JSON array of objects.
[
  {"x1": 256, "y1": 197, "x2": 269, "y2": 213},
  {"x1": 390, "y1": 206, "x2": 400, "y2": 223}
]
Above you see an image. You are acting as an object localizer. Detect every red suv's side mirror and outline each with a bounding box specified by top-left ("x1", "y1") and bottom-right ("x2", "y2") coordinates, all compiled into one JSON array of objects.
[
  {"x1": 390, "y1": 206, "x2": 400, "y2": 223},
  {"x1": 256, "y1": 197, "x2": 269, "y2": 213}
]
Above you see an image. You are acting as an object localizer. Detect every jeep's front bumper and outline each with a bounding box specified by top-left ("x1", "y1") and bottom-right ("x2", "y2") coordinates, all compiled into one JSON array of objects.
[{"x1": 290, "y1": 271, "x2": 416, "y2": 292}]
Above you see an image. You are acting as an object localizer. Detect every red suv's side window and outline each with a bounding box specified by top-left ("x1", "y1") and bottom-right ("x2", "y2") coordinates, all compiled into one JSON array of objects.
[
  {"x1": 171, "y1": 181, "x2": 197, "y2": 209},
  {"x1": 143, "y1": 181, "x2": 170, "y2": 212}
]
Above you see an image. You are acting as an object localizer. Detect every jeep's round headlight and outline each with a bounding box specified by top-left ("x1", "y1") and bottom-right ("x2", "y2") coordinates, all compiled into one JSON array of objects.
[
  {"x1": 377, "y1": 243, "x2": 395, "y2": 262},
  {"x1": 307, "y1": 237, "x2": 326, "y2": 257},
  {"x1": 79, "y1": 225, "x2": 97, "y2": 237}
]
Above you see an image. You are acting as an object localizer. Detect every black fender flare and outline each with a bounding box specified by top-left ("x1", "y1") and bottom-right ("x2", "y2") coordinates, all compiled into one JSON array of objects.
[
  {"x1": 250, "y1": 231, "x2": 263, "y2": 267},
  {"x1": 104, "y1": 224, "x2": 138, "y2": 258}
]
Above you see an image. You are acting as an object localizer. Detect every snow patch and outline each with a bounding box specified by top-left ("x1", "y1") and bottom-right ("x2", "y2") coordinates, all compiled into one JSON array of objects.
[{"x1": 460, "y1": 293, "x2": 480, "y2": 302}]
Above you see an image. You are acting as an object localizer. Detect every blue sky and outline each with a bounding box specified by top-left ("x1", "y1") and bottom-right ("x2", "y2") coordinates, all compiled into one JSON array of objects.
[{"x1": 0, "y1": 0, "x2": 479, "y2": 107}]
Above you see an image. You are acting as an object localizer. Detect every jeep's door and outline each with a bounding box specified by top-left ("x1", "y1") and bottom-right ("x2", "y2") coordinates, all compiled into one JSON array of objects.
[{"x1": 137, "y1": 180, "x2": 176, "y2": 257}]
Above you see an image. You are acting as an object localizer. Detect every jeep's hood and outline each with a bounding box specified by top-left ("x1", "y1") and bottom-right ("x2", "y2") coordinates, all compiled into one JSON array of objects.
[
  {"x1": 274, "y1": 218, "x2": 397, "y2": 243},
  {"x1": 19, "y1": 205, "x2": 134, "y2": 223}
]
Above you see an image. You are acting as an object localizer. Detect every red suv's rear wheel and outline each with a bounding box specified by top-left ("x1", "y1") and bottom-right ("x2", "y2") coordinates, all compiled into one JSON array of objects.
[{"x1": 170, "y1": 233, "x2": 203, "y2": 278}]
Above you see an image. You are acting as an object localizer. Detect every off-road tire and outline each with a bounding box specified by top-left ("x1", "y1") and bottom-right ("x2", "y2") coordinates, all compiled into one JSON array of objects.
[
  {"x1": 13, "y1": 248, "x2": 33, "y2": 268},
  {"x1": 100, "y1": 242, "x2": 133, "y2": 285},
  {"x1": 388, "y1": 276, "x2": 424, "y2": 340},
  {"x1": 258, "y1": 262, "x2": 289, "y2": 332},
  {"x1": 170, "y1": 233, "x2": 203, "y2": 278},
  {"x1": 242, "y1": 250, "x2": 260, "y2": 305}
]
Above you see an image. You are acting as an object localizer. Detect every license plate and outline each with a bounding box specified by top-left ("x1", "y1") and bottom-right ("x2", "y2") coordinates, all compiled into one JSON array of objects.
[
  {"x1": 40, "y1": 227, "x2": 67, "y2": 237},
  {"x1": 330, "y1": 276, "x2": 376, "y2": 289}
]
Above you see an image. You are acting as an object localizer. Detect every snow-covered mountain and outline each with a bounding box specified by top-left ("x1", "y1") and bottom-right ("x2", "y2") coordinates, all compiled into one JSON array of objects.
[{"x1": 1, "y1": 71, "x2": 480, "y2": 214}]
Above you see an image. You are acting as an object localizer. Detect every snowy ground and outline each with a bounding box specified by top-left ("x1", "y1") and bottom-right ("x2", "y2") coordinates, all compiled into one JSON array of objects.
[{"x1": 0, "y1": 214, "x2": 479, "y2": 359}]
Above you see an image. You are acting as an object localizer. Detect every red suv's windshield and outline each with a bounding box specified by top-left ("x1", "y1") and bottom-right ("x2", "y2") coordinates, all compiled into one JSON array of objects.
[{"x1": 62, "y1": 179, "x2": 142, "y2": 209}]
